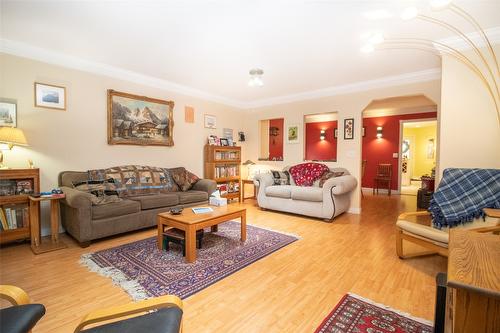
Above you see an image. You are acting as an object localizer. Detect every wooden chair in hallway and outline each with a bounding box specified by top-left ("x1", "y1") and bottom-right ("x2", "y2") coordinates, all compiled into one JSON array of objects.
[
  {"x1": 361, "y1": 160, "x2": 367, "y2": 198},
  {"x1": 373, "y1": 163, "x2": 392, "y2": 196}
]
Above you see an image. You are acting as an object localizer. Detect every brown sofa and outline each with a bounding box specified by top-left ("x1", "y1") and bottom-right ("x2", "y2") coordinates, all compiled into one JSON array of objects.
[{"x1": 58, "y1": 170, "x2": 216, "y2": 247}]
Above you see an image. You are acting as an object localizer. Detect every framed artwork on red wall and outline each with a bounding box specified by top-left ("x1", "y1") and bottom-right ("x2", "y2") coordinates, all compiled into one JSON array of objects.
[{"x1": 344, "y1": 118, "x2": 354, "y2": 140}]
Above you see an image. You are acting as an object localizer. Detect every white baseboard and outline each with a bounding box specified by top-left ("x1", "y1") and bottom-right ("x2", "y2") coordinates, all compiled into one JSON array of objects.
[
  {"x1": 362, "y1": 187, "x2": 400, "y2": 195},
  {"x1": 348, "y1": 207, "x2": 361, "y2": 214}
]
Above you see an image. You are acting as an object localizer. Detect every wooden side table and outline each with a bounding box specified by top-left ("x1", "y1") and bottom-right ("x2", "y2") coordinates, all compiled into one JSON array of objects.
[
  {"x1": 29, "y1": 195, "x2": 67, "y2": 254},
  {"x1": 241, "y1": 179, "x2": 256, "y2": 202}
]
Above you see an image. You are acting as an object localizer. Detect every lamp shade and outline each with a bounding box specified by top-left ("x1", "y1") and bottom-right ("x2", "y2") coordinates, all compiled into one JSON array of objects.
[
  {"x1": 0, "y1": 127, "x2": 28, "y2": 147},
  {"x1": 242, "y1": 160, "x2": 256, "y2": 166}
]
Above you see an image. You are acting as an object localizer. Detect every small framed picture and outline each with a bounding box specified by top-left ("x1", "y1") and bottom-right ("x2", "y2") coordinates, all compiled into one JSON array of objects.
[
  {"x1": 208, "y1": 135, "x2": 217, "y2": 145},
  {"x1": 227, "y1": 138, "x2": 234, "y2": 146},
  {"x1": 344, "y1": 118, "x2": 354, "y2": 140},
  {"x1": 287, "y1": 124, "x2": 299, "y2": 144},
  {"x1": 334, "y1": 128, "x2": 338, "y2": 139},
  {"x1": 362, "y1": 127, "x2": 366, "y2": 137},
  {"x1": 34, "y1": 82, "x2": 66, "y2": 110},
  {"x1": 0, "y1": 101, "x2": 17, "y2": 127},
  {"x1": 204, "y1": 114, "x2": 217, "y2": 129},
  {"x1": 220, "y1": 138, "x2": 229, "y2": 146}
]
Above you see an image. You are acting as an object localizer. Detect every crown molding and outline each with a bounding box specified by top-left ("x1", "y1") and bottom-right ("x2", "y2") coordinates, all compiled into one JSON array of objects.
[
  {"x1": 244, "y1": 68, "x2": 441, "y2": 109},
  {"x1": 0, "y1": 38, "x2": 247, "y2": 109},
  {"x1": 1, "y1": 38, "x2": 443, "y2": 110},
  {"x1": 436, "y1": 26, "x2": 500, "y2": 51}
]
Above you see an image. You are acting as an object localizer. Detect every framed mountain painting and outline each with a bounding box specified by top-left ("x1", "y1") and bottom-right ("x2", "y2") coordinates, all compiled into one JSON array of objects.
[{"x1": 107, "y1": 90, "x2": 174, "y2": 146}]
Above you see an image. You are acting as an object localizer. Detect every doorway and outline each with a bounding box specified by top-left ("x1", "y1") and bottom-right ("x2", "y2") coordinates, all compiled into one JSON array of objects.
[{"x1": 399, "y1": 120, "x2": 437, "y2": 195}]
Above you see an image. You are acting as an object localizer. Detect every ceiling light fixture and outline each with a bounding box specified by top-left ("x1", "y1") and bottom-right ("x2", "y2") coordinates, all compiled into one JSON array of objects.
[
  {"x1": 400, "y1": 6, "x2": 419, "y2": 20},
  {"x1": 362, "y1": 0, "x2": 500, "y2": 125},
  {"x1": 363, "y1": 9, "x2": 393, "y2": 20},
  {"x1": 429, "y1": 0, "x2": 453, "y2": 10},
  {"x1": 248, "y1": 68, "x2": 264, "y2": 87}
]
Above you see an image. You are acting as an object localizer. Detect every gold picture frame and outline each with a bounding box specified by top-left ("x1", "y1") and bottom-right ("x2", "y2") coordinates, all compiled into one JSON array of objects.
[{"x1": 107, "y1": 89, "x2": 174, "y2": 146}]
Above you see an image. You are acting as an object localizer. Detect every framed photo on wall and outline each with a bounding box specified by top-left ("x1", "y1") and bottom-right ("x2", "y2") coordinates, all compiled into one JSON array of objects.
[
  {"x1": 204, "y1": 114, "x2": 217, "y2": 128},
  {"x1": 107, "y1": 89, "x2": 174, "y2": 146},
  {"x1": 334, "y1": 128, "x2": 338, "y2": 139},
  {"x1": 344, "y1": 118, "x2": 354, "y2": 140},
  {"x1": 287, "y1": 124, "x2": 299, "y2": 144},
  {"x1": 34, "y1": 82, "x2": 66, "y2": 110},
  {"x1": 0, "y1": 101, "x2": 17, "y2": 127}
]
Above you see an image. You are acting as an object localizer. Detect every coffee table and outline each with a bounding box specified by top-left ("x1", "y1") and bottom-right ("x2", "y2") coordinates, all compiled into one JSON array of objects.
[{"x1": 157, "y1": 205, "x2": 246, "y2": 263}]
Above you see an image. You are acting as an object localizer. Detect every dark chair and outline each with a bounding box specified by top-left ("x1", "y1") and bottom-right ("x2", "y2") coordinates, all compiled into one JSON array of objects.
[
  {"x1": 373, "y1": 163, "x2": 392, "y2": 196},
  {"x1": 0, "y1": 285, "x2": 46, "y2": 333}
]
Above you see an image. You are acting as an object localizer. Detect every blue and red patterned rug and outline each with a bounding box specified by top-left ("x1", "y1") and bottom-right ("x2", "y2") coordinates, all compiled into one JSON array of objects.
[
  {"x1": 81, "y1": 221, "x2": 298, "y2": 300},
  {"x1": 315, "y1": 293, "x2": 433, "y2": 333}
]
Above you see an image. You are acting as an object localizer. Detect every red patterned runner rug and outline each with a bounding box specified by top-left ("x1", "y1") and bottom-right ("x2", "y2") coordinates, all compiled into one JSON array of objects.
[{"x1": 315, "y1": 293, "x2": 433, "y2": 333}]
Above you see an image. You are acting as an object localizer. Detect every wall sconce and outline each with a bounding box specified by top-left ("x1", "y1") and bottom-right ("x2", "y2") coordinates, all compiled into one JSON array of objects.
[
  {"x1": 320, "y1": 130, "x2": 326, "y2": 141},
  {"x1": 376, "y1": 126, "x2": 383, "y2": 139}
]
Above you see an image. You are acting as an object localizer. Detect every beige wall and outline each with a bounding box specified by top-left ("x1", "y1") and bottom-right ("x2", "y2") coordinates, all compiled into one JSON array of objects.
[
  {"x1": 243, "y1": 80, "x2": 441, "y2": 213},
  {"x1": 439, "y1": 46, "x2": 500, "y2": 171},
  {"x1": 0, "y1": 54, "x2": 244, "y2": 231}
]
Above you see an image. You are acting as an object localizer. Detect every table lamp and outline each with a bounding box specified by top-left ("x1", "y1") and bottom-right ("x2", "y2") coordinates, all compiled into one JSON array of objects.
[{"x1": 0, "y1": 127, "x2": 28, "y2": 169}]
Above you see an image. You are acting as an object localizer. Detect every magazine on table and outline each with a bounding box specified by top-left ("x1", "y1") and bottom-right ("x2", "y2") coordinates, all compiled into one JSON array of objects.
[{"x1": 192, "y1": 207, "x2": 214, "y2": 214}]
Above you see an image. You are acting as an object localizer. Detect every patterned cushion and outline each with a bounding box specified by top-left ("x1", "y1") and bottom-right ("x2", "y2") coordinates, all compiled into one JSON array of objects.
[
  {"x1": 318, "y1": 171, "x2": 345, "y2": 187},
  {"x1": 169, "y1": 167, "x2": 200, "y2": 192},
  {"x1": 87, "y1": 165, "x2": 178, "y2": 197},
  {"x1": 289, "y1": 163, "x2": 330, "y2": 187},
  {"x1": 271, "y1": 171, "x2": 290, "y2": 185}
]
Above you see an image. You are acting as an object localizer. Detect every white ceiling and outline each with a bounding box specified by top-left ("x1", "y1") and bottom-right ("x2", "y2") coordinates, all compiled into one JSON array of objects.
[{"x1": 1, "y1": 0, "x2": 499, "y2": 107}]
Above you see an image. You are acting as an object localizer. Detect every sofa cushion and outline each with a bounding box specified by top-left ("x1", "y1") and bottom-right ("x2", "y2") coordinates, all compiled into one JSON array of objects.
[
  {"x1": 169, "y1": 167, "x2": 200, "y2": 191},
  {"x1": 265, "y1": 185, "x2": 293, "y2": 199},
  {"x1": 271, "y1": 170, "x2": 290, "y2": 185},
  {"x1": 92, "y1": 199, "x2": 141, "y2": 220},
  {"x1": 177, "y1": 190, "x2": 208, "y2": 204},
  {"x1": 291, "y1": 186, "x2": 323, "y2": 202},
  {"x1": 129, "y1": 194, "x2": 179, "y2": 210},
  {"x1": 318, "y1": 171, "x2": 345, "y2": 187}
]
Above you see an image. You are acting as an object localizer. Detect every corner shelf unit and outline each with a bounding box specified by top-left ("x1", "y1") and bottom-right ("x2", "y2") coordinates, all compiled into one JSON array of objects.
[
  {"x1": 204, "y1": 145, "x2": 241, "y2": 202},
  {"x1": 0, "y1": 168, "x2": 40, "y2": 245}
]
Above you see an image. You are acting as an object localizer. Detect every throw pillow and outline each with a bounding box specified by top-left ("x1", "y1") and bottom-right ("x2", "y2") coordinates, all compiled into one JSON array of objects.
[
  {"x1": 170, "y1": 167, "x2": 200, "y2": 191},
  {"x1": 289, "y1": 163, "x2": 330, "y2": 186},
  {"x1": 271, "y1": 170, "x2": 290, "y2": 185},
  {"x1": 319, "y1": 171, "x2": 345, "y2": 187}
]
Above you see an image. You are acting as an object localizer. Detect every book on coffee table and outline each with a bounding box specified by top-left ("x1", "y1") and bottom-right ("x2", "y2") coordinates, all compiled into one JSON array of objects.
[{"x1": 192, "y1": 207, "x2": 214, "y2": 214}]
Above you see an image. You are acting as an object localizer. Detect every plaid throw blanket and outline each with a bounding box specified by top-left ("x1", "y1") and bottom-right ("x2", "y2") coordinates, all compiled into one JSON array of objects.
[{"x1": 429, "y1": 168, "x2": 500, "y2": 228}]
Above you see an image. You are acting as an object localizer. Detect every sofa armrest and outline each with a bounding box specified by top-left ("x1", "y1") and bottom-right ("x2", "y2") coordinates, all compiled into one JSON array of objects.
[
  {"x1": 322, "y1": 175, "x2": 358, "y2": 195},
  {"x1": 61, "y1": 186, "x2": 93, "y2": 209},
  {"x1": 253, "y1": 173, "x2": 274, "y2": 192},
  {"x1": 192, "y1": 179, "x2": 217, "y2": 195}
]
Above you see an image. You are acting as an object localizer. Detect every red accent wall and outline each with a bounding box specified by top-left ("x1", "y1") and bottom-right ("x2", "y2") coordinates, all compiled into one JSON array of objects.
[
  {"x1": 362, "y1": 112, "x2": 437, "y2": 190},
  {"x1": 269, "y1": 118, "x2": 284, "y2": 159},
  {"x1": 305, "y1": 121, "x2": 337, "y2": 160}
]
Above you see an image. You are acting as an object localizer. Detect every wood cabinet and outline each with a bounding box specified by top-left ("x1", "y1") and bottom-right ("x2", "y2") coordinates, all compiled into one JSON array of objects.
[
  {"x1": 204, "y1": 145, "x2": 241, "y2": 202},
  {"x1": 0, "y1": 169, "x2": 40, "y2": 245},
  {"x1": 445, "y1": 229, "x2": 500, "y2": 333}
]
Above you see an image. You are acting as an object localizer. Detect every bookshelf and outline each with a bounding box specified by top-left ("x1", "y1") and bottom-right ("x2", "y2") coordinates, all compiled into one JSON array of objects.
[
  {"x1": 0, "y1": 169, "x2": 40, "y2": 245},
  {"x1": 204, "y1": 145, "x2": 241, "y2": 202}
]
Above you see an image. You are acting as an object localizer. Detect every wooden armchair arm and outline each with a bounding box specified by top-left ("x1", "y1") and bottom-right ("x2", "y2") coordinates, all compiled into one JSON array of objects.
[
  {"x1": 74, "y1": 295, "x2": 183, "y2": 332},
  {"x1": 398, "y1": 211, "x2": 431, "y2": 220},
  {"x1": 0, "y1": 285, "x2": 30, "y2": 305}
]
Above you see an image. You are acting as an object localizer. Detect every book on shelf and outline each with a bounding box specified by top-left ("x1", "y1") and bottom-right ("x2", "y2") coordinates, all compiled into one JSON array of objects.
[
  {"x1": 0, "y1": 205, "x2": 29, "y2": 230},
  {"x1": 214, "y1": 151, "x2": 239, "y2": 160},
  {"x1": 214, "y1": 166, "x2": 239, "y2": 178}
]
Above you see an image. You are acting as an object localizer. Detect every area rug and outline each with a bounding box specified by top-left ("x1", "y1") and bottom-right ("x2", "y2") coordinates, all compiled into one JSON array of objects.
[
  {"x1": 81, "y1": 221, "x2": 298, "y2": 300},
  {"x1": 315, "y1": 293, "x2": 433, "y2": 333}
]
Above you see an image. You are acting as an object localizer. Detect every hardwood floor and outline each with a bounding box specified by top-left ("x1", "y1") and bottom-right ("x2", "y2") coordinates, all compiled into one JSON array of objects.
[{"x1": 0, "y1": 194, "x2": 446, "y2": 332}]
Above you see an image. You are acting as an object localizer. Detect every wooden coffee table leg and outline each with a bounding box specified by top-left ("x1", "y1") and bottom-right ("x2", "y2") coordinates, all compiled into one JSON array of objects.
[
  {"x1": 185, "y1": 226, "x2": 197, "y2": 263},
  {"x1": 241, "y1": 210, "x2": 246, "y2": 241},
  {"x1": 157, "y1": 217, "x2": 163, "y2": 250}
]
